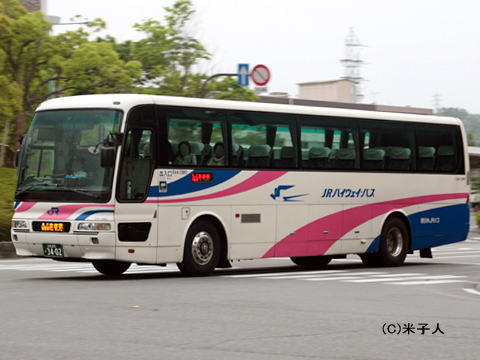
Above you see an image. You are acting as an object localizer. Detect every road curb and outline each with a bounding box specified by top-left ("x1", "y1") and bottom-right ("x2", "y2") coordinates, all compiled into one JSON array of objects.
[{"x1": 0, "y1": 242, "x2": 18, "y2": 259}]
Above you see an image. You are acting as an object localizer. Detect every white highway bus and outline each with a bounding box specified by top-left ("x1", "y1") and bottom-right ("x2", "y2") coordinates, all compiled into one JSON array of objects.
[{"x1": 11, "y1": 94, "x2": 470, "y2": 276}]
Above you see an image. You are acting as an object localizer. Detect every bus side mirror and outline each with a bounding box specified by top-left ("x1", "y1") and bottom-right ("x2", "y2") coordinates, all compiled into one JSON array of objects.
[{"x1": 101, "y1": 147, "x2": 116, "y2": 168}]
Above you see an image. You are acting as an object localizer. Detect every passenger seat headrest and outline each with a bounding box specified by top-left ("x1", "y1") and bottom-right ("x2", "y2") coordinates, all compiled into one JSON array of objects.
[
  {"x1": 309, "y1": 147, "x2": 331, "y2": 159},
  {"x1": 248, "y1": 144, "x2": 271, "y2": 158}
]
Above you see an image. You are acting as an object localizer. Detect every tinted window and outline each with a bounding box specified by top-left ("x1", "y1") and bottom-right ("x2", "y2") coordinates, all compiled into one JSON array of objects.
[
  {"x1": 230, "y1": 112, "x2": 296, "y2": 169},
  {"x1": 118, "y1": 106, "x2": 156, "y2": 202},
  {"x1": 415, "y1": 124, "x2": 464, "y2": 174},
  {"x1": 118, "y1": 128, "x2": 155, "y2": 201},
  {"x1": 300, "y1": 116, "x2": 357, "y2": 170},
  {"x1": 166, "y1": 108, "x2": 225, "y2": 167},
  {"x1": 359, "y1": 120, "x2": 414, "y2": 171}
]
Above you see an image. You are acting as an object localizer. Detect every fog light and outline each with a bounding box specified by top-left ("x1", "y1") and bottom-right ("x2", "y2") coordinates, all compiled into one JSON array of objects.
[{"x1": 77, "y1": 222, "x2": 111, "y2": 231}]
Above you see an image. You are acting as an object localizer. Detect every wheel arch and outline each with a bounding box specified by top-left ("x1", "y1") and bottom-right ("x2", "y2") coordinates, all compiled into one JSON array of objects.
[
  {"x1": 180, "y1": 212, "x2": 229, "y2": 265},
  {"x1": 380, "y1": 210, "x2": 412, "y2": 251}
]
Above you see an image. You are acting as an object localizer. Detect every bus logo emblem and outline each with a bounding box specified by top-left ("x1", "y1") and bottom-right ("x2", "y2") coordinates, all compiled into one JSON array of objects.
[
  {"x1": 270, "y1": 185, "x2": 307, "y2": 202},
  {"x1": 47, "y1": 207, "x2": 60, "y2": 216}
]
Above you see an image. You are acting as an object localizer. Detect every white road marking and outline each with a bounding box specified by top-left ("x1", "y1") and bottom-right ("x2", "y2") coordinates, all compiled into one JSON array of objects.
[
  {"x1": 303, "y1": 276, "x2": 372, "y2": 281},
  {"x1": 260, "y1": 271, "x2": 385, "y2": 280},
  {"x1": 463, "y1": 288, "x2": 480, "y2": 296},
  {"x1": 347, "y1": 275, "x2": 464, "y2": 283},
  {"x1": 429, "y1": 254, "x2": 480, "y2": 259},
  {"x1": 226, "y1": 270, "x2": 346, "y2": 278},
  {"x1": 391, "y1": 280, "x2": 468, "y2": 285},
  {"x1": 432, "y1": 250, "x2": 480, "y2": 256}
]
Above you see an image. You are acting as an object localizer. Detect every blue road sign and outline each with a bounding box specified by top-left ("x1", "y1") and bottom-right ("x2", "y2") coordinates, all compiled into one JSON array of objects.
[{"x1": 237, "y1": 64, "x2": 249, "y2": 86}]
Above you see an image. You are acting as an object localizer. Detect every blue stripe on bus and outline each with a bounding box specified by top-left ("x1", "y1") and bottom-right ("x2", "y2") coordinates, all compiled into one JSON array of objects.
[
  {"x1": 148, "y1": 169, "x2": 241, "y2": 197},
  {"x1": 366, "y1": 203, "x2": 469, "y2": 253},
  {"x1": 409, "y1": 203, "x2": 469, "y2": 249},
  {"x1": 75, "y1": 210, "x2": 114, "y2": 220}
]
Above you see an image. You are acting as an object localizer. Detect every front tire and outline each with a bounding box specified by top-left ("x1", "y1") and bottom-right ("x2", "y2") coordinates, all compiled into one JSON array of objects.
[
  {"x1": 177, "y1": 220, "x2": 221, "y2": 276},
  {"x1": 290, "y1": 256, "x2": 332, "y2": 267},
  {"x1": 92, "y1": 260, "x2": 131, "y2": 276}
]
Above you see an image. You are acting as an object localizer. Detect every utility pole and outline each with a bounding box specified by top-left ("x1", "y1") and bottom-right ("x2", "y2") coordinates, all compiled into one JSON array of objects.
[{"x1": 433, "y1": 93, "x2": 442, "y2": 113}]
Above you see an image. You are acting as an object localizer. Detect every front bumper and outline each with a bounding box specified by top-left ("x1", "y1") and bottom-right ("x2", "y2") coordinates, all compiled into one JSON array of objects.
[{"x1": 11, "y1": 229, "x2": 116, "y2": 260}]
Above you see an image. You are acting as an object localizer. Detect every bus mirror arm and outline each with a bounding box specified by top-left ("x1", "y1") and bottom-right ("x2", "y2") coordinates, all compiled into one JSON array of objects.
[
  {"x1": 15, "y1": 149, "x2": 20, "y2": 168},
  {"x1": 110, "y1": 132, "x2": 123, "y2": 146},
  {"x1": 15, "y1": 135, "x2": 25, "y2": 169}
]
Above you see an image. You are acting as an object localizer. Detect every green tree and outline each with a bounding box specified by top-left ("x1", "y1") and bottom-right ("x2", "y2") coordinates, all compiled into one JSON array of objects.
[
  {"x1": 436, "y1": 107, "x2": 469, "y2": 119},
  {"x1": 208, "y1": 77, "x2": 258, "y2": 102},
  {"x1": 437, "y1": 107, "x2": 478, "y2": 146},
  {"x1": 60, "y1": 42, "x2": 141, "y2": 96},
  {"x1": 0, "y1": 0, "x2": 142, "y2": 150},
  {"x1": 129, "y1": 0, "x2": 256, "y2": 101},
  {"x1": 132, "y1": 0, "x2": 210, "y2": 95},
  {"x1": 0, "y1": 1, "x2": 51, "y2": 144}
]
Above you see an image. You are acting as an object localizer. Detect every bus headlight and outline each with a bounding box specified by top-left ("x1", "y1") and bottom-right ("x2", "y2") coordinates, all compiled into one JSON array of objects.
[
  {"x1": 77, "y1": 222, "x2": 111, "y2": 231},
  {"x1": 11, "y1": 220, "x2": 28, "y2": 229}
]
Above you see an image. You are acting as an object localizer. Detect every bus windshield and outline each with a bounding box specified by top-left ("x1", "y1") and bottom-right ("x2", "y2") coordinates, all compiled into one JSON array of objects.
[{"x1": 16, "y1": 109, "x2": 123, "y2": 202}]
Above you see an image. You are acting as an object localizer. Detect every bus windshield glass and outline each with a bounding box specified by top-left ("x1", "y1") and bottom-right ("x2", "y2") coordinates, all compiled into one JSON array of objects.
[{"x1": 16, "y1": 109, "x2": 123, "y2": 202}]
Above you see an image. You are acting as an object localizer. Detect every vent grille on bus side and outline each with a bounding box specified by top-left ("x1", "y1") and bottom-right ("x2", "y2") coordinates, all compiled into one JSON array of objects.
[
  {"x1": 241, "y1": 214, "x2": 261, "y2": 223},
  {"x1": 118, "y1": 223, "x2": 151, "y2": 242}
]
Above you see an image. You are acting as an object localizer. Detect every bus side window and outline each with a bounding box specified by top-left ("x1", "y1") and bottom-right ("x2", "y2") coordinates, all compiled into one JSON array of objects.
[
  {"x1": 166, "y1": 109, "x2": 225, "y2": 167},
  {"x1": 230, "y1": 113, "x2": 296, "y2": 169},
  {"x1": 415, "y1": 125, "x2": 463, "y2": 174},
  {"x1": 300, "y1": 124, "x2": 357, "y2": 170},
  {"x1": 118, "y1": 129, "x2": 154, "y2": 201},
  {"x1": 360, "y1": 121, "x2": 414, "y2": 172}
]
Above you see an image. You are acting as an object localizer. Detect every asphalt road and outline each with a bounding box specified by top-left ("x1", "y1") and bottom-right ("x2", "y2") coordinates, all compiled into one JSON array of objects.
[{"x1": 1, "y1": 237, "x2": 480, "y2": 360}]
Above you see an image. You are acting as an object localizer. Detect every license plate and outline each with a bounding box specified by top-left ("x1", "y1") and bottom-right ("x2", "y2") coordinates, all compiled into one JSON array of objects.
[{"x1": 43, "y1": 244, "x2": 64, "y2": 258}]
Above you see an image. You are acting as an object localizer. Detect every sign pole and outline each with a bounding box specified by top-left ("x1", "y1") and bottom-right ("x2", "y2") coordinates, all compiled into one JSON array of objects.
[{"x1": 200, "y1": 73, "x2": 236, "y2": 98}]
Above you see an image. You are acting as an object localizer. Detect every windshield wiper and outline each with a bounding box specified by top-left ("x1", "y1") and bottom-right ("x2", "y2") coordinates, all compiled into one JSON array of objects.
[
  {"x1": 57, "y1": 188, "x2": 101, "y2": 199},
  {"x1": 15, "y1": 184, "x2": 55, "y2": 197}
]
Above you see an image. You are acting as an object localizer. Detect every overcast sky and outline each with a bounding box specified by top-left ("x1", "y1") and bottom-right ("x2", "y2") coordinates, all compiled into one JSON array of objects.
[{"x1": 47, "y1": 0, "x2": 480, "y2": 112}]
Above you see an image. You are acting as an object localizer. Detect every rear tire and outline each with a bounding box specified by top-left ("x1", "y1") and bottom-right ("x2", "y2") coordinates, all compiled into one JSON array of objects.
[
  {"x1": 376, "y1": 217, "x2": 409, "y2": 267},
  {"x1": 177, "y1": 220, "x2": 221, "y2": 276},
  {"x1": 290, "y1": 256, "x2": 332, "y2": 267},
  {"x1": 92, "y1": 260, "x2": 131, "y2": 276}
]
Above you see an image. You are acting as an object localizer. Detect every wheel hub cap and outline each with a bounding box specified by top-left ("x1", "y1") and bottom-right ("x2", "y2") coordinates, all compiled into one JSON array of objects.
[
  {"x1": 191, "y1": 231, "x2": 214, "y2": 265},
  {"x1": 386, "y1": 227, "x2": 403, "y2": 257}
]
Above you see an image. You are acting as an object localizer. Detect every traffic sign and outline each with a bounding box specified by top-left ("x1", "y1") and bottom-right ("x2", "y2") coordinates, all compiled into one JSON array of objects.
[
  {"x1": 237, "y1": 64, "x2": 249, "y2": 86},
  {"x1": 250, "y1": 64, "x2": 271, "y2": 86}
]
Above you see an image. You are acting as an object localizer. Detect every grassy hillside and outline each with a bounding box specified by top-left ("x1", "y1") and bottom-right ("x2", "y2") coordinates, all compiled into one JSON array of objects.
[{"x1": 0, "y1": 167, "x2": 16, "y2": 241}]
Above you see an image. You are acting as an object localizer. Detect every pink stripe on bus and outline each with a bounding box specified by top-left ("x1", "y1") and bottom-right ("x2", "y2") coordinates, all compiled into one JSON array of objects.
[
  {"x1": 15, "y1": 202, "x2": 37, "y2": 213},
  {"x1": 146, "y1": 171, "x2": 287, "y2": 204},
  {"x1": 39, "y1": 204, "x2": 114, "y2": 220},
  {"x1": 263, "y1": 192, "x2": 468, "y2": 258}
]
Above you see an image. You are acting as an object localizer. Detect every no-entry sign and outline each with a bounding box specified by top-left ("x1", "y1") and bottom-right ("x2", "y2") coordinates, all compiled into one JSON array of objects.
[{"x1": 250, "y1": 64, "x2": 271, "y2": 86}]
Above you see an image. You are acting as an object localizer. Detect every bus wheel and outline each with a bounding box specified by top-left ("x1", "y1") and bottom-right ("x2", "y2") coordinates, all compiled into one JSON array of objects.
[
  {"x1": 177, "y1": 220, "x2": 221, "y2": 276},
  {"x1": 376, "y1": 217, "x2": 409, "y2": 266},
  {"x1": 92, "y1": 260, "x2": 131, "y2": 276},
  {"x1": 290, "y1": 256, "x2": 331, "y2": 267}
]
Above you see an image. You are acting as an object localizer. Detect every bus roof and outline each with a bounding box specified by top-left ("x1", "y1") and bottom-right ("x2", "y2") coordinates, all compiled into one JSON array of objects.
[{"x1": 36, "y1": 94, "x2": 462, "y2": 126}]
